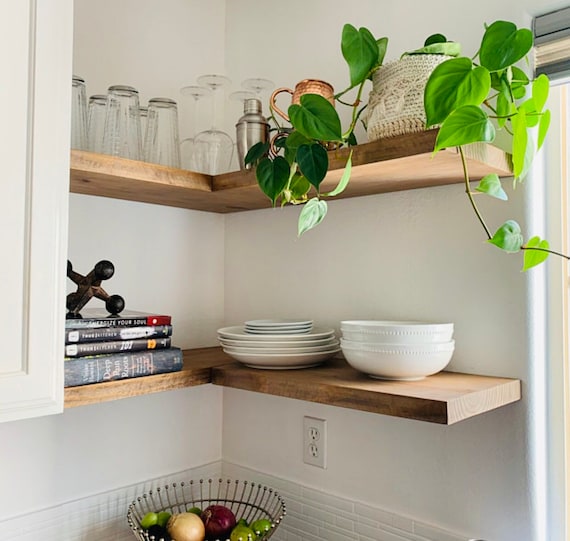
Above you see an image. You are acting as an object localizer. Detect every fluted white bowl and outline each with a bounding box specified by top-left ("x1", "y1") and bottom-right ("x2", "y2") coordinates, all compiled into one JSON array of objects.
[
  {"x1": 340, "y1": 320, "x2": 454, "y2": 344},
  {"x1": 340, "y1": 339, "x2": 455, "y2": 381}
]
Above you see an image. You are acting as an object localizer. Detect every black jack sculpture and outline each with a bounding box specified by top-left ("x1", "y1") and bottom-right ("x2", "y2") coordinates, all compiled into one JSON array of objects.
[{"x1": 66, "y1": 260, "x2": 125, "y2": 319}]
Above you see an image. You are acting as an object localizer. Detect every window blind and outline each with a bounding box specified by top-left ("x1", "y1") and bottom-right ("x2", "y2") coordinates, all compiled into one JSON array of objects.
[{"x1": 534, "y1": 6, "x2": 570, "y2": 79}]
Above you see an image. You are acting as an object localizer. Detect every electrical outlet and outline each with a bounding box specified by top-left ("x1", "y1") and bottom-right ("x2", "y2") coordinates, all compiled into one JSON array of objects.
[{"x1": 303, "y1": 416, "x2": 326, "y2": 468}]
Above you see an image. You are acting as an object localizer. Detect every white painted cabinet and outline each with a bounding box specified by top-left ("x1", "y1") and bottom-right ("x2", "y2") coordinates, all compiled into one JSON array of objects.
[{"x1": 0, "y1": 0, "x2": 73, "y2": 422}]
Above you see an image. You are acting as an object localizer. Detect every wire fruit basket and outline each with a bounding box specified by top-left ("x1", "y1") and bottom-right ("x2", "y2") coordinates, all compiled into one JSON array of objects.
[{"x1": 127, "y1": 478, "x2": 286, "y2": 541}]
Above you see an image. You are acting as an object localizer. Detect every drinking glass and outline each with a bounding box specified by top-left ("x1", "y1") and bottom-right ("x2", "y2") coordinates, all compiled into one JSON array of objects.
[
  {"x1": 179, "y1": 85, "x2": 211, "y2": 170},
  {"x1": 143, "y1": 98, "x2": 181, "y2": 168},
  {"x1": 193, "y1": 74, "x2": 234, "y2": 175},
  {"x1": 71, "y1": 75, "x2": 88, "y2": 150},
  {"x1": 241, "y1": 77, "x2": 275, "y2": 98},
  {"x1": 102, "y1": 85, "x2": 142, "y2": 160},
  {"x1": 87, "y1": 94, "x2": 107, "y2": 153}
]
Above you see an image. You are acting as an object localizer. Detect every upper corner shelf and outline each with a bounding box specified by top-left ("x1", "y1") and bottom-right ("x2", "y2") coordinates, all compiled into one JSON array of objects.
[{"x1": 69, "y1": 129, "x2": 512, "y2": 213}]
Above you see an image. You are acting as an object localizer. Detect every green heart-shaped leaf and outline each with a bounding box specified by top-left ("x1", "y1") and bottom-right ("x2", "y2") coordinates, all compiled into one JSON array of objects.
[
  {"x1": 519, "y1": 98, "x2": 540, "y2": 128},
  {"x1": 523, "y1": 236, "x2": 550, "y2": 271},
  {"x1": 434, "y1": 105, "x2": 495, "y2": 152},
  {"x1": 256, "y1": 156, "x2": 290, "y2": 206},
  {"x1": 376, "y1": 37, "x2": 388, "y2": 67},
  {"x1": 479, "y1": 21, "x2": 533, "y2": 71},
  {"x1": 425, "y1": 34, "x2": 447, "y2": 46},
  {"x1": 341, "y1": 24, "x2": 379, "y2": 87},
  {"x1": 296, "y1": 143, "x2": 329, "y2": 190},
  {"x1": 511, "y1": 109, "x2": 534, "y2": 180},
  {"x1": 284, "y1": 130, "x2": 312, "y2": 164},
  {"x1": 325, "y1": 150, "x2": 353, "y2": 197},
  {"x1": 488, "y1": 220, "x2": 523, "y2": 252},
  {"x1": 289, "y1": 174, "x2": 311, "y2": 201},
  {"x1": 532, "y1": 74, "x2": 549, "y2": 112},
  {"x1": 298, "y1": 197, "x2": 328, "y2": 236},
  {"x1": 496, "y1": 90, "x2": 516, "y2": 128},
  {"x1": 424, "y1": 57, "x2": 491, "y2": 126},
  {"x1": 538, "y1": 109, "x2": 551, "y2": 150},
  {"x1": 244, "y1": 141, "x2": 269, "y2": 166},
  {"x1": 289, "y1": 94, "x2": 342, "y2": 142},
  {"x1": 476, "y1": 174, "x2": 508, "y2": 200},
  {"x1": 511, "y1": 66, "x2": 530, "y2": 89}
]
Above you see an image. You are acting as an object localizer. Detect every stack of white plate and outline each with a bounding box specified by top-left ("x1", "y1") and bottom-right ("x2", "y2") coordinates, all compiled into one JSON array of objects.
[
  {"x1": 218, "y1": 320, "x2": 339, "y2": 369},
  {"x1": 244, "y1": 319, "x2": 313, "y2": 335},
  {"x1": 339, "y1": 320, "x2": 455, "y2": 381}
]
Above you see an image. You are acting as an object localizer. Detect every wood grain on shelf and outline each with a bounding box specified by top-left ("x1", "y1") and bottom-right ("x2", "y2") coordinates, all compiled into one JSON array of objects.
[
  {"x1": 210, "y1": 129, "x2": 512, "y2": 211},
  {"x1": 64, "y1": 348, "x2": 232, "y2": 408},
  {"x1": 70, "y1": 130, "x2": 512, "y2": 213},
  {"x1": 64, "y1": 347, "x2": 521, "y2": 423},
  {"x1": 70, "y1": 150, "x2": 217, "y2": 211},
  {"x1": 211, "y1": 355, "x2": 521, "y2": 425}
]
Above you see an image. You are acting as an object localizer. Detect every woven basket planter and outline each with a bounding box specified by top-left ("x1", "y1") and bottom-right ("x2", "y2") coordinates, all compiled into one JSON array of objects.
[{"x1": 365, "y1": 54, "x2": 452, "y2": 141}]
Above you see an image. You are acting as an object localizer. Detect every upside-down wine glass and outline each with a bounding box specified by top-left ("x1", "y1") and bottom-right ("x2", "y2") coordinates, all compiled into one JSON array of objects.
[
  {"x1": 192, "y1": 74, "x2": 234, "y2": 175},
  {"x1": 179, "y1": 85, "x2": 211, "y2": 170},
  {"x1": 241, "y1": 77, "x2": 275, "y2": 99}
]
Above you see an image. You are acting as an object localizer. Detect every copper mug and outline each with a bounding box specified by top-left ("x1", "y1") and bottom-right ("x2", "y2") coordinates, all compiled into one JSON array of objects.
[{"x1": 270, "y1": 79, "x2": 335, "y2": 121}]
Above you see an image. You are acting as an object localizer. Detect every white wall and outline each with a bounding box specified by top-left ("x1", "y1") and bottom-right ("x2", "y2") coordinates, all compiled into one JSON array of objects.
[{"x1": 221, "y1": 1, "x2": 569, "y2": 540}]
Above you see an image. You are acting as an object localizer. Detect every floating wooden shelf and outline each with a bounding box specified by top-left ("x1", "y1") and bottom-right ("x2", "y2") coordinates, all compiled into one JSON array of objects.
[
  {"x1": 70, "y1": 130, "x2": 512, "y2": 213},
  {"x1": 211, "y1": 355, "x2": 521, "y2": 425},
  {"x1": 64, "y1": 348, "x2": 230, "y2": 408},
  {"x1": 65, "y1": 347, "x2": 521, "y2": 424}
]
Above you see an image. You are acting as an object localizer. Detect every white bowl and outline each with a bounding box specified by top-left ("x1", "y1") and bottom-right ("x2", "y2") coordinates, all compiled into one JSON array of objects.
[
  {"x1": 340, "y1": 320, "x2": 454, "y2": 344},
  {"x1": 340, "y1": 340, "x2": 455, "y2": 381}
]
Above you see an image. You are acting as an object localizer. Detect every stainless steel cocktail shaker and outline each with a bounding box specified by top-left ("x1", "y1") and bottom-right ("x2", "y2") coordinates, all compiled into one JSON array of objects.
[{"x1": 235, "y1": 98, "x2": 269, "y2": 170}]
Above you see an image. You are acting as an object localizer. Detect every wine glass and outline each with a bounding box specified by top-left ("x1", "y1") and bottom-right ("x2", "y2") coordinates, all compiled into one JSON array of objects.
[
  {"x1": 179, "y1": 85, "x2": 211, "y2": 170},
  {"x1": 193, "y1": 74, "x2": 234, "y2": 175},
  {"x1": 241, "y1": 77, "x2": 275, "y2": 98}
]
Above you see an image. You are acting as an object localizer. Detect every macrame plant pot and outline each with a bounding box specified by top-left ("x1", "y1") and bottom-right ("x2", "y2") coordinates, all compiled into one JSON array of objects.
[{"x1": 365, "y1": 54, "x2": 452, "y2": 141}]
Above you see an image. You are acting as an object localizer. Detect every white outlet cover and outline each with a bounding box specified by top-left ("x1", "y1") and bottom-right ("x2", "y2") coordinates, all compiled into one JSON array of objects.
[{"x1": 303, "y1": 416, "x2": 327, "y2": 468}]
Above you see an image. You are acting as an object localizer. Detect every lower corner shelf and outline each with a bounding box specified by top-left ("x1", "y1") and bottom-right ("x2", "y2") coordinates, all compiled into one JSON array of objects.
[{"x1": 64, "y1": 347, "x2": 521, "y2": 425}]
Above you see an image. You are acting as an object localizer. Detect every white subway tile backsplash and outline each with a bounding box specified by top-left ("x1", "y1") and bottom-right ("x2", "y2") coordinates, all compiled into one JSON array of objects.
[
  {"x1": 223, "y1": 462, "x2": 472, "y2": 541},
  {"x1": 335, "y1": 514, "x2": 355, "y2": 531},
  {"x1": 2, "y1": 460, "x2": 472, "y2": 541},
  {"x1": 302, "y1": 486, "x2": 355, "y2": 513},
  {"x1": 302, "y1": 502, "x2": 337, "y2": 525}
]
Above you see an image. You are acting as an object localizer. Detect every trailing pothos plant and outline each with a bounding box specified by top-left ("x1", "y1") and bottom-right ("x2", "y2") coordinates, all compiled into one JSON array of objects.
[
  {"x1": 245, "y1": 24, "x2": 388, "y2": 236},
  {"x1": 424, "y1": 20, "x2": 569, "y2": 270}
]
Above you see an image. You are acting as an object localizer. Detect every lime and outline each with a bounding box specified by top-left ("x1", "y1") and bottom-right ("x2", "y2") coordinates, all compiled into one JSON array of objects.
[
  {"x1": 187, "y1": 506, "x2": 202, "y2": 515},
  {"x1": 250, "y1": 518, "x2": 272, "y2": 534},
  {"x1": 236, "y1": 518, "x2": 249, "y2": 527},
  {"x1": 230, "y1": 524, "x2": 257, "y2": 541},
  {"x1": 156, "y1": 511, "x2": 171, "y2": 527},
  {"x1": 140, "y1": 511, "x2": 158, "y2": 530}
]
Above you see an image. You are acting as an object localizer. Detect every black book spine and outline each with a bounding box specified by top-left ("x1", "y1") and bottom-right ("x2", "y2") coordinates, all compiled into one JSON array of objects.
[
  {"x1": 64, "y1": 347, "x2": 184, "y2": 387},
  {"x1": 65, "y1": 325, "x2": 173, "y2": 344},
  {"x1": 65, "y1": 337, "x2": 171, "y2": 358}
]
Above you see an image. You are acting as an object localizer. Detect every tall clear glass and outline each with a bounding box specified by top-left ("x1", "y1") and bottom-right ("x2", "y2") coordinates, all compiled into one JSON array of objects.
[
  {"x1": 71, "y1": 75, "x2": 88, "y2": 150},
  {"x1": 87, "y1": 94, "x2": 107, "y2": 154},
  {"x1": 179, "y1": 85, "x2": 211, "y2": 171},
  {"x1": 193, "y1": 74, "x2": 234, "y2": 175},
  {"x1": 103, "y1": 85, "x2": 142, "y2": 160},
  {"x1": 144, "y1": 98, "x2": 181, "y2": 168}
]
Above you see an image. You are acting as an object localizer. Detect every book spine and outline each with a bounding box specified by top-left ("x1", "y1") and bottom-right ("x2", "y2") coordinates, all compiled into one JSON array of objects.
[
  {"x1": 65, "y1": 337, "x2": 171, "y2": 358},
  {"x1": 65, "y1": 325, "x2": 173, "y2": 344},
  {"x1": 65, "y1": 315, "x2": 171, "y2": 329},
  {"x1": 64, "y1": 347, "x2": 184, "y2": 387}
]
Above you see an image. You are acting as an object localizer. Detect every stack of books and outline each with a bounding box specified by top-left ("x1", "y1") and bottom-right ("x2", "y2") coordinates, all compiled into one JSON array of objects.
[{"x1": 64, "y1": 309, "x2": 183, "y2": 387}]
